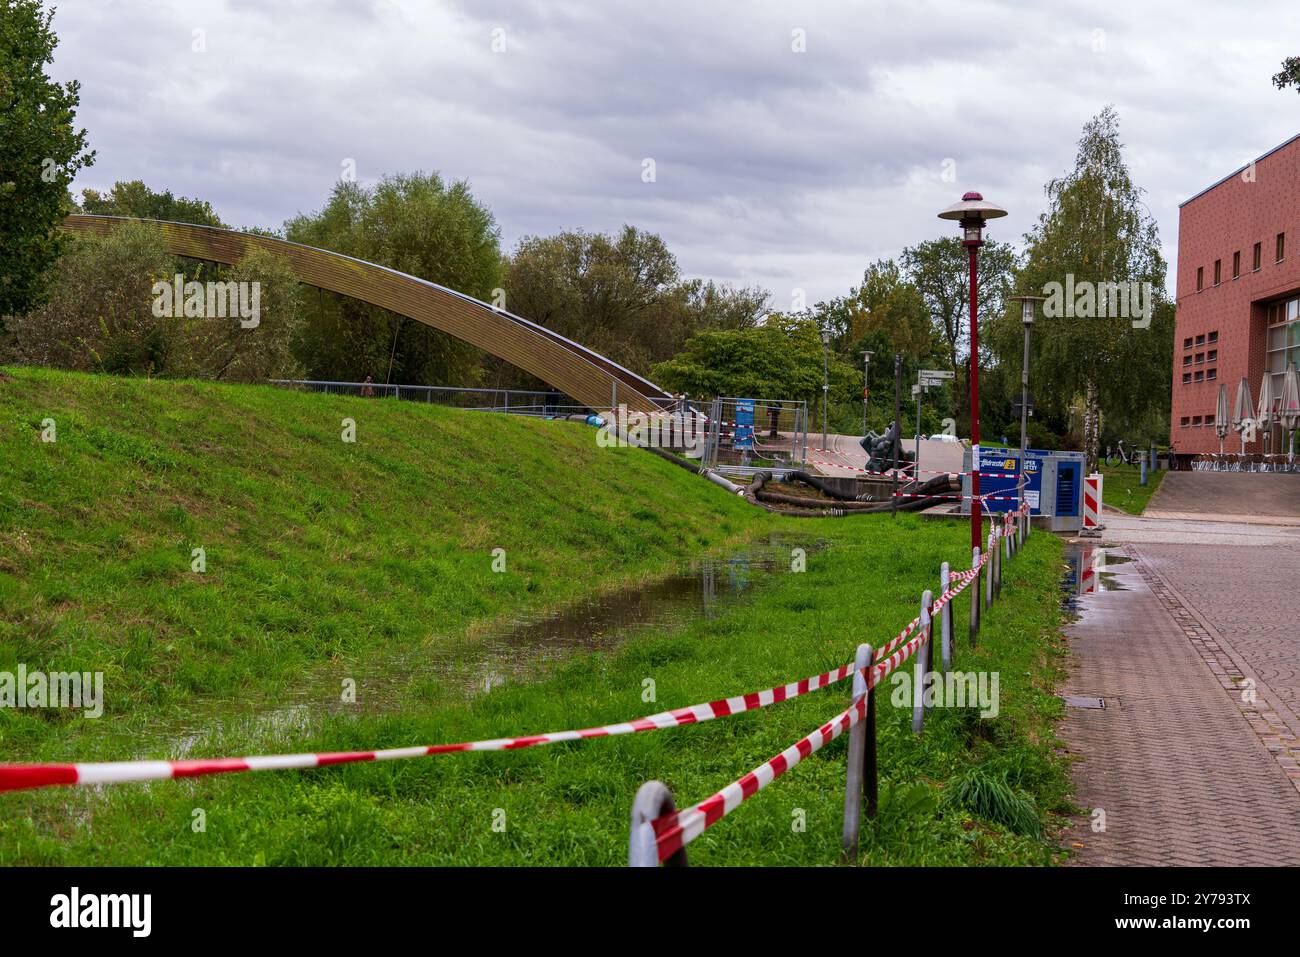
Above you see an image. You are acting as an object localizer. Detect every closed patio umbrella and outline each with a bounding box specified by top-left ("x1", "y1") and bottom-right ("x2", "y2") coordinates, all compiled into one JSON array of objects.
[
  {"x1": 1280, "y1": 362, "x2": 1300, "y2": 463},
  {"x1": 1233, "y1": 377, "x2": 1254, "y2": 454},
  {"x1": 1215, "y1": 383, "x2": 1230, "y2": 455},
  {"x1": 1258, "y1": 372, "x2": 1277, "y2": 455}
]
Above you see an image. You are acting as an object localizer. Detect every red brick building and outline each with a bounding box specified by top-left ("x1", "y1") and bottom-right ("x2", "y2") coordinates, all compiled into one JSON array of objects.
[{"x1": 1173, "y1": 133, "x2": 1300, "y2": 454}]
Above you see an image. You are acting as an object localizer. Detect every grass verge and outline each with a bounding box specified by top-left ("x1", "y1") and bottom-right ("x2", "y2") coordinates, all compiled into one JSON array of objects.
[
  {"x1": 0, "y1": 368, "x2": 1070, "y2": 865},
  {"x1": 1100, "y1": 463, "x2": 1164, "y2": 514}
]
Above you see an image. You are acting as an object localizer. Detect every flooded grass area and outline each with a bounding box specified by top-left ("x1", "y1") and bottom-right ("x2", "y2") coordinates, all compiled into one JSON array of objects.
[{"x1": 65, "y1": 534, "x2": 828, "y2": 760}]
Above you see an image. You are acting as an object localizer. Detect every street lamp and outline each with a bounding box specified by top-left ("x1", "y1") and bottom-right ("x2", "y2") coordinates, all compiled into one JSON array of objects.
[
  {"x1": 861, "y1": 350, "x2": 874, "y2": 436},
  {"x1": 938, "y1": 191, "x2": 1008, "y2": 551},
  {"x1": 1010, "y1": 294, "x2": 1045, "y2": 527},
  {"x1": 820, "y1": 326, "x2": 831, "y2": 452}
]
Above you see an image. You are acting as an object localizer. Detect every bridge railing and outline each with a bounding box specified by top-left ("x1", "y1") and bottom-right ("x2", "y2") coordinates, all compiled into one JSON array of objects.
[{"x1": 268, "y1": 379, "x2": 591, "y2": 417}]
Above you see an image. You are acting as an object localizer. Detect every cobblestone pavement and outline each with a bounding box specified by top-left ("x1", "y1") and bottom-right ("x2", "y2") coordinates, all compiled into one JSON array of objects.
[{"x1": 1059, "y1": 506, "x2": 1300, "y2": 865}]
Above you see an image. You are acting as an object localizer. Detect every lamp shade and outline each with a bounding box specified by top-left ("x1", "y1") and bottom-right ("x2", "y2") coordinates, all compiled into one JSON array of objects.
[{"x1": 937, "y1": 191, "x2": 1009, "y2": 222}]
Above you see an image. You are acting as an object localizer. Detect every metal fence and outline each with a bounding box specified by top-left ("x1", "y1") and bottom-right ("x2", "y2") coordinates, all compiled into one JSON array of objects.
[
  {"x1": 699, "y1": 397, "x2": 809, "y2": 470},
  {"x1": 268, "y1": 379, "x2": 591, "y2": 417}
]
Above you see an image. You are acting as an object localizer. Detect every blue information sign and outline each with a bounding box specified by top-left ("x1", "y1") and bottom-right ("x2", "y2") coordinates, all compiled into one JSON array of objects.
[
  {"x1": 978, "y1": 446, "x2": 1040, "y2": 514},
  {"x1": 733, "y1": 399, "x2": 755, "y2": 450}
]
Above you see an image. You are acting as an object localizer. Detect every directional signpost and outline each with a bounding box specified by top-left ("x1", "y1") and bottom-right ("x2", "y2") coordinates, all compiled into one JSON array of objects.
[{"x1": 913, "y1": 370, "x2": 955, "y2": 478}]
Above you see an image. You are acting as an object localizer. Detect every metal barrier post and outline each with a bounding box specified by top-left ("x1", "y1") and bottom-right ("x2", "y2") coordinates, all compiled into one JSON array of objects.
[
  {"x1": 986, "y1": 531, "x2": 996, "y2": 608},
  {"x1": 940, "y1": 562, "x2": 953, "y2": 671},
  {"x1": 912, "y1": 590, "x2": 933, "y2": 735},
  {"x1": 629, "y1": 780, "x2": 688, "y2": 867},
  {"x1": 995, "y1": 528, "x2": 1004, "y2": 597},
  {"x1": 970, "y1": 546, "x2": 981, "y2": 646},
  {"x1": 841, "y1": 642, "x2": 877, "y2": 861}
]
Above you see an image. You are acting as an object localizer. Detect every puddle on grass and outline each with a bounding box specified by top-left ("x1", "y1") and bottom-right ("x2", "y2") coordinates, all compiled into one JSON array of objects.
[
  {"x1": 1059, "y1": 542, "x2": 1131, "y2": 617},
  {"x1": 86, "y1": 534, "x2": 827, "y2": 759}
]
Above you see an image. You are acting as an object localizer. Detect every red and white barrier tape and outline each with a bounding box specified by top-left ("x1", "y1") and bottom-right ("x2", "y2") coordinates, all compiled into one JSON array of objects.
[
  {"x1": 651, "y1": 534, "x2": 1019, "y2": 860},
  {"x1": 0, "y1": 659, "x2": 865, "y2": 795},
  {"x1": 0, "y1": 523, "x2": 1013, "y2": 801},
  {"x1": 652, "y1": 627, "x2": 925, "y2": 860},
  {"x1": 806, "y1": 454, "x2": 1018, "y2": 481},
  {"x1": 874, "y1": 551, "x2": 986, "y2": 658}
]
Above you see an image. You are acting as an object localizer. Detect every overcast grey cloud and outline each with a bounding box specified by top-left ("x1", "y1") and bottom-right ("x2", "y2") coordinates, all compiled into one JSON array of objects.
[{"x1": 48, "y1": 0, "x2": 1300, "y2": 306}]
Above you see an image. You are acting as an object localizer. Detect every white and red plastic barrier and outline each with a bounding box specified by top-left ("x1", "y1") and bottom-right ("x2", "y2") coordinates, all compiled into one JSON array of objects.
[
  {"x1": 0, "y1": 552, "x2": 990, "y2": 797},
  {"x1": 0, "y1": 660, "x2": 867, "y2": 794},
  {"x1": 1082, "y1": 472, "x2": 1104, "y2": 533},
  {"x1": 649, "y1": 560, "x2": 985, "y2": 860}
]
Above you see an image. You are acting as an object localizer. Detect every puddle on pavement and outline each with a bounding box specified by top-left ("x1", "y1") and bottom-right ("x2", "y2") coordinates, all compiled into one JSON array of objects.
[
  {"x1": 87, "y1": 534, "x2": 828, "y2": 759},
  {"x1": 1060, "y1": 543, "x2": 1131, "y2": 617}
]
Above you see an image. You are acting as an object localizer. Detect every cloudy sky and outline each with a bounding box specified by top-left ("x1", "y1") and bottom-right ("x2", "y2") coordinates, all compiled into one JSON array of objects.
[{"x1": 48, "y1": 0, "x2": 1300, "y2": 307}]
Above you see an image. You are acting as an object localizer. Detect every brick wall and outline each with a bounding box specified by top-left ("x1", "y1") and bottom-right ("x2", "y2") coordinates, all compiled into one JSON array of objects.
[{"x1": 1173, "y1": 134, "x2": 1300, "y2": 454}]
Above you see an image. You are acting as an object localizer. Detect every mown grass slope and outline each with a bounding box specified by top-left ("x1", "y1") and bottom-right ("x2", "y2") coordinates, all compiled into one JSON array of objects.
[
  {"x1": 0, "y1": 367, "x2": 762, "y2": 731},
  {"x1": 0, "y1": 368, "x2": 1070, "y2": 865}
]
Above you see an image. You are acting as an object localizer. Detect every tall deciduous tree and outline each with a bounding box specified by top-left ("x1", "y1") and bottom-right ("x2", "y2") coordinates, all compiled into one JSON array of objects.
[
  {"x1": 900, "y1": 235, "x2": 1017, "y2": 430},
  {"x1": 811, "y1": 259, "x2": 942, "y2": 433},
  {"x1": 0, "y1": 0, "x2": 94, "y2": 316},
  {"x1": 79, "y1": 180, "x2": 225, "y2": 228},
  {"x1": 1005, "y1": 106, "x2": 1170, "y2": 471},
  {"x1": 285, "y1": 173, "x2": 502, "y2": 385}
]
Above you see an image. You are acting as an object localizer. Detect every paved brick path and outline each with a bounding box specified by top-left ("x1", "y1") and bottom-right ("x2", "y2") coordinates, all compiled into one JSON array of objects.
[
  {"x1": 1144, "y1": 471, "x2": 1300, "y2": 524},
  {"x1": 1059, "y1": 510, "x2": 1300, "y2": 865}
]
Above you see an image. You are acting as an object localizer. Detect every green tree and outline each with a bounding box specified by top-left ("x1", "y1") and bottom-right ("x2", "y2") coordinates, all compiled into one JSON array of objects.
[
  {"x1": 995, "y1": 106, "x2": 1170, "y2": 471},
  {"x1": 650, "y1": 313, "x2": 857, "y2": 410},
  {"x1": 0, "y1": 0, "x2": 95, "y2": 315},
  {"x1": 494, "y1": 226, "x2": 767, "y2": 391},
  {"x1": 1273, "y1": 56, "x2": 1300, "y2": 93},
  {"x1": 810, "y1": 259, "x2": 942, "y2": 434},
  {"x1": 285, "y1": 173, "x2": 501, "y2": 385},
  {"x1": 5, "y1": 223, "x2": 175, "y2": 372},
  {"x1": 900, "y1": 236, "x2": 1018, "y2": 431},
  {"x1": 79, "y1": 180, "x2": 225, "y2": 227},
  {"x1": 3, "y1": 223, "x2": 305, "y2": 381}
]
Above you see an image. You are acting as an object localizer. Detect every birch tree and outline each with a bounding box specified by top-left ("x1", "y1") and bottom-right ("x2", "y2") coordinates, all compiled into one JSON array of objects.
[{"x1": 1010, "y1": 107, "x2": 1170, "y2": 472}]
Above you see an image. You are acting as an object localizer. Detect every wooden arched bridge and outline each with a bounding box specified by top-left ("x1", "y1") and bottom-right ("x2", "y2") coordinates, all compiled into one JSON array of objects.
[{"x1": 60, "y1": 215, "x2": 670, "y2": 414}]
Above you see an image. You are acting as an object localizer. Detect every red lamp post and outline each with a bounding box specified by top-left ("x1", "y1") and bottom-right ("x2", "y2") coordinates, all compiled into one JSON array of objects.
[{"x1": 937, "y1": 192, "x2": 1007, "y2": 550}]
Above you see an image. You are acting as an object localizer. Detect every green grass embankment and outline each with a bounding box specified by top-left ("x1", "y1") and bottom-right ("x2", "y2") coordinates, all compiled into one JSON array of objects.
[{"x1": 0, "y1": 368, "x2": 1068, "y2": 865}]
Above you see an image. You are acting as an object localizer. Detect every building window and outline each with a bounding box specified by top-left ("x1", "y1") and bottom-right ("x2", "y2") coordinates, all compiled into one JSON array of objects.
[
  {"x1": 1196, "y1": 334, "x2": 1205, "y2": 346},
  {"x1": 1233, "y1": 251, "x2": 1240, "y2": 278},
  {"x1": 1266, "y1": 295, "x2": 1300, "y2": 398},
  {"x1": 1194, "y1": 370, "x2": 1204, "y2": 382},
  {"x1": 1193, "y1": 415, "x2": 1203, "y2": 426},
  {"x1": 1180, "y1": 417, "x2": 1190, "y2": 427},
  {"x1": 1183, "y1": 336, "x2": 1194, "y2": 349},
  {"x1": 1182, "y1": 372, "x2": 1192, "y2": 384},
  {"x1": 1207, "y1": 349, "x2": 1217, "y2": 362},
  {"x1": 1214, "y1": 260, "x2": 1221, "y2": 285},
  {"x1": 1208, "y1": 330, "x2": 1218, "y2": 343},
  {"x1": 1207, "y1": 368, "x2": 1217, "y2": 381},
  {"x1": 1197, "y1": 266, "x2": 1204, "y2": 291},
  {"x1": 1254, "y1": 242, "x2": 1262, "y2": 271},
  {"x1": 1195, "y1": 352, "x2": 1204, "y2": 364},
  {"x1": 1183, "y1": 354, "x2": 1193, "y2": 366},
  {"x1": 1278, "y1": 232, "x2": 1286, "y2": 263}
]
